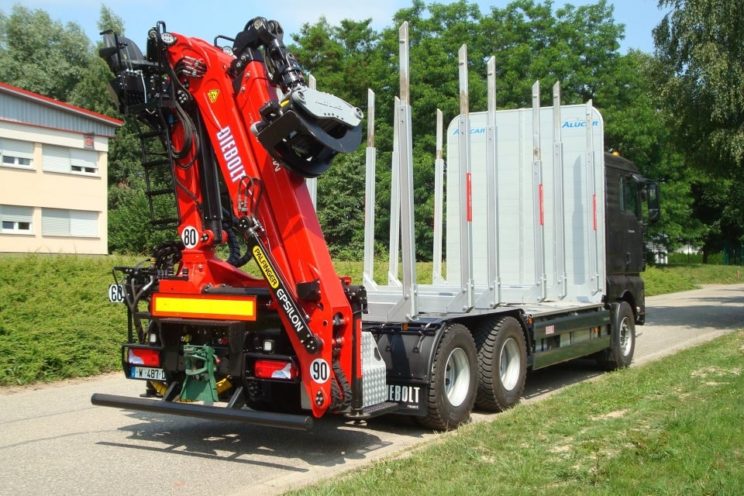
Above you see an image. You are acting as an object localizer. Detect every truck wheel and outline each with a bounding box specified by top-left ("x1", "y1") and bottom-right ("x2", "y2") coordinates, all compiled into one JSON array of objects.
[
  {"x1": 473, "y1": 316, "x2": 527, "y2": 411},
  {"x1": 598, "y1": 301, "x2": 635, "y2": 370},
  {"x1": 418, "y1": 323, "x2": 477, "y2": 430}
]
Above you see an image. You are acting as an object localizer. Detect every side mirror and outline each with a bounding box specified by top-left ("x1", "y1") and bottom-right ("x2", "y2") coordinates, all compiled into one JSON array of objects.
[{"x1": 646, "y1": 181, "x2": 660, "y2": 224}]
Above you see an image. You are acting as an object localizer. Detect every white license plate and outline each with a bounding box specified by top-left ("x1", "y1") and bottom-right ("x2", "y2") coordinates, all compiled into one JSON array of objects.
[{"x1": 131, "y1": 366, "x2": 166, "y2": 381}]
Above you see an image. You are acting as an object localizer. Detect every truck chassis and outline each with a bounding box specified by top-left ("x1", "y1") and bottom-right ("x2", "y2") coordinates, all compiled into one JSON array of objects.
[{"x1": 92, "y1": 19, "x2": 653, "y2": 431}]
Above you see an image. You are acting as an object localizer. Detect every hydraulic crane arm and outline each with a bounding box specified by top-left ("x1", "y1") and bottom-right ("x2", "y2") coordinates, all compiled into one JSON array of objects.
[{"x1": 99, "y1": 18, "x2": 364, "y2": 418}]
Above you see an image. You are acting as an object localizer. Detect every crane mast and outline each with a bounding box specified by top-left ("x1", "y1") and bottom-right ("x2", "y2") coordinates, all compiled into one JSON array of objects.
[{"x1": 97, "y1": 18, "x2": 364, "y2": 421}]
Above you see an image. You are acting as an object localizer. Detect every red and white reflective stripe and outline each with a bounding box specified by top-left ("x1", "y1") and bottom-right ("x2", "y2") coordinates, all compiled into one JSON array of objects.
[
  {"x1": 466, "y1": 172, "x2": 473, "y2": 222},
  {"x1": 538, "y1": 183, "x2": 544, "y2": 226},
  {"x1": 592, "y1": 194, "x2": 597, "y2": 231}
]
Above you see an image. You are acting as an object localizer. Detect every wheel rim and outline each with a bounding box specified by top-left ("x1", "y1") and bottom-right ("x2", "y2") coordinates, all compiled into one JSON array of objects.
[
  {"x1": 619, "y1": 316, "x2": 633, "y2": 356},
  {"x1": 499, "y1": 337, "x2": 521, "y2": 391},
  {"x1": 444, "y1": 347, "x2": 471, "y2": 407}
]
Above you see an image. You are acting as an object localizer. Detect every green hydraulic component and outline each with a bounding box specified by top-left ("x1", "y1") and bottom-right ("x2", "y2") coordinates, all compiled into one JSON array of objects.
[{"x1": 180, "y1": 344, "x2": 219, "y2": 403}]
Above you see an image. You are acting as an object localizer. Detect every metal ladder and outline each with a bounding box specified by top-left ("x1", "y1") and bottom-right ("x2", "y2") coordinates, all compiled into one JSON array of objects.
[{"x1": 137, "y1": 124, "x2": 179, "y2": 230}]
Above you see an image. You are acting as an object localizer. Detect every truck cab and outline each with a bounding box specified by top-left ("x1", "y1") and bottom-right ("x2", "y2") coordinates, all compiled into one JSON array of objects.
[{"x1": 604, "y1": 152, "x2": 660, "y2": 324}]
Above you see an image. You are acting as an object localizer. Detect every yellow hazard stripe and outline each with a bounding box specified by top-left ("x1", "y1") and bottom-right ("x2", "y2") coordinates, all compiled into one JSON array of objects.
[{"x1": 153, "y1": 295, "x2": 256, "y2": 320}]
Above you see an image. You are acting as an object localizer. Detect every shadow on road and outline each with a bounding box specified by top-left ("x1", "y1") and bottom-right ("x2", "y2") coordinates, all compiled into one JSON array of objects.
[
  {"x1": 522, "y1": 359, "x2": 604, "y2": 401},
  {"x1": 97, "y1": 409, "x2": 427, "y2": 472},
  {"x1": 694, "y1": 294, "x2": 744, "y2": 304},
  {"x1": 646, "y1": 302, "x2": 744, "y2": 329},
  {"x1": 96, "y1": 290, "x2": 744, "y2": 473},
  {"x1": 94, "y1": 358, "x2": 620, "y2": 470}
]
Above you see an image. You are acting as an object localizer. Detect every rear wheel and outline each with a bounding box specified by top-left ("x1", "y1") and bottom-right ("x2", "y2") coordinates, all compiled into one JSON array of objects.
[
  {"x1": 474, "y1": 316, "x2": 527, "y2": 412},
  {"x1": 418, "y1": 323, "x2": 478, "y2": 430},
  {"x1": 597, "y1": 301, "x2": 635, "y2": 370}
]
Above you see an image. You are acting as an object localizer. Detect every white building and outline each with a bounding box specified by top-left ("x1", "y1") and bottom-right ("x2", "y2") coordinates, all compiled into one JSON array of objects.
[{"x1": 0, "y1": 82, "x2": 123, "y2": 254}]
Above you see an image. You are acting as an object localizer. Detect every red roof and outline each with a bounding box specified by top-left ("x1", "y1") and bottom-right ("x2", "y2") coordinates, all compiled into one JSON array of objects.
[{"x1": 0, "y1": 81, "x2": 123, "y2": 127}]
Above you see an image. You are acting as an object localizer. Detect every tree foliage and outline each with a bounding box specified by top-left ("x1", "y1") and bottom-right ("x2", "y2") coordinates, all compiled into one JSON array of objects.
[
  {"x1": 654, "y1": 0, "x2": 744, "y2": 257},
  {"x1": 597, "y1": 50, "x2": 703, "y2": 248},
  {"x1": 68, "y1": 7, "x2": 125, "y2": 116},
  {"x1": 292, "y1": 0, "x2": 648, "y2": 259},
  {"x1": 0, "y1": 6, "x2": 90, "y2": 101},
  {"x1": 654, "y1": 0, "x2": 744, "y2": 168},
  {"x1": 0, "y1": 1, "x2": 735, "y2": 261},
  {"x1": 108, "y1": 187, "x2": 172, "y2": 254}
]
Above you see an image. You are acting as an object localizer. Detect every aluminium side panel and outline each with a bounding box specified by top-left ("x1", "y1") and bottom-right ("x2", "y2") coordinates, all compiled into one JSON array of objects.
[{"x1": 445, "y1": 104, "x2": 605, "y2": 304}]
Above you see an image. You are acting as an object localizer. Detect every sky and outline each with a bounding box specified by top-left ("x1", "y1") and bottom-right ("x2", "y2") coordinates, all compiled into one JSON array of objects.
[{"x1": 5, "y1": 0, "x2": 670, "y2": 54}]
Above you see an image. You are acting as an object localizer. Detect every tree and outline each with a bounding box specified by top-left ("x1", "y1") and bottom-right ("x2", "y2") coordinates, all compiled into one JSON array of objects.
[
  {"x1": 108, "y1": 187, "x2": 172, "y2": 253},
  {"x1": 292, "y1": 1, "x2": 632, "y2": 260},
  {"x1": 90, "y1": 6, "x2": 162, "y2": 253},
  {"x1": 599, "y1": 51, "x2": 705, "y2": 250},
  {"x1": 654, "y1": 0, "x2": 744, "y2": 259},
  {"x1": 290, "y1": 19, "x2": 382, "y2": 259},
  {"x1": 68, "y1": 6, "x2": 125, "y2": 116},
  {"x1": 97, "y1": 4, "x2": 124, "y2": 35},
  {"x1": 0, "y1": 5, "x2": 90, "y2": 101},
  {"x1": 388, "y1": 0, "x2": 626, "y2": 259},
  {"x1": 654, "y1": 0, "x2": 744, "y2": 169},
  {"x1": 316, "y1": 151, "x2": 367, "y2": 259}
]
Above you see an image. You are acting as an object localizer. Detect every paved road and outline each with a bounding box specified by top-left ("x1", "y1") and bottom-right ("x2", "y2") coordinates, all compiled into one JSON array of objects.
[{"x1": 2, "y1": 284, "x2": 743, "y2": 495}]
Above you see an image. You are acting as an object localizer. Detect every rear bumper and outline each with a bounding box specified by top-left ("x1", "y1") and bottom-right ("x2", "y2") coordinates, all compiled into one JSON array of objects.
[{"x1": 91, "y1": 393, "x2": 313, "y2": 430}]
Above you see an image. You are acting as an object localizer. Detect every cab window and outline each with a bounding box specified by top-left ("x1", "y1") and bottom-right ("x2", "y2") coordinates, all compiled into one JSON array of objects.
[{"x1": 620, "y1": 177, "x2": 640, "y2": 218}]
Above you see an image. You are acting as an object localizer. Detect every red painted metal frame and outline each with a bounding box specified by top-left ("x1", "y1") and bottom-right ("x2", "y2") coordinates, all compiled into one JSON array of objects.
[{"x1": 150, "y1": 34, "x2": 358, "y2": 418}]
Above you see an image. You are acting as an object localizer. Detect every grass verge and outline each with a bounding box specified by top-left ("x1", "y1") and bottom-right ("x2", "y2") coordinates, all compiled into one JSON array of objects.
[
  {"x1": 0, "y1": 254, "x2": 139, "y2": 385},
  {"x1": 292, "y1": 330, "x2": 744, "y2": 495},
  {"x1": 643, "y1": 263, "x2": 743, "y2": 296},
  {"x1": 0, "y1": 254, "x2": 741, "y2": 385}
]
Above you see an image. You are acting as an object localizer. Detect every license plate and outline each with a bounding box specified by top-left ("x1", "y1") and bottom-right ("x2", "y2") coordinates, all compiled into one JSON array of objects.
[{"x1": 130, "y1": 366, "x2": 166, "y2": 381}]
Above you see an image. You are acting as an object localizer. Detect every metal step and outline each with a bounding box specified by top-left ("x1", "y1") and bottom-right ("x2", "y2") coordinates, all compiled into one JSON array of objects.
[
  {"x1": 142, "y1": 158, "x2": 171, "y2": 169},
  {"x1": 139, "y1": 130, "x2": 163, "y2": 139},
  {"x1": 345, "y1": 401, "x2": 399, "y2": 420},
  {"x1": 150, "y1": 218, "x2": 179, "y2": 228},
  {"x1": 146, "y1": 187, "x2": 174, "y2": 197}
]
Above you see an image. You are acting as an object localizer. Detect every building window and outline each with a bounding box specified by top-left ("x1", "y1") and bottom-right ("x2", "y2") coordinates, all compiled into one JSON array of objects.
[
  {"x1": 42, "y1": 145, "x2": 98, "y2": 175},
  {"x1": 41, "y1": 208, "x2": 98, "y2": 237},
  {"x1": 0, "y1": 205, "x2": 33, "y2": 234},
  {"x1": 0, "y1": 138, "x2": 34, "y2": 168}
]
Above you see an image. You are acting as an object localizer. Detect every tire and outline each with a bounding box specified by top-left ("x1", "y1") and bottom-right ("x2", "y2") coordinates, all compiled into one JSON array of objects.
[
  {"x1": 418, "y1": 323, "x2": 478, "y2": 431},
  {"x1": 598, "y1": 301, "x2": 635, "y2": 370},
  {"x1": 473, "y1": 316, "x2": 527, "y2": 412}
]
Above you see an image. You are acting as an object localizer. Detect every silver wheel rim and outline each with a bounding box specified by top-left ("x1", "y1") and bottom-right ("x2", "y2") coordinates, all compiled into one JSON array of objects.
[
  {"x1": 500, "y1": 337, "x2": 521, "y2": 391},
  {"x1": 619, "y1": 316, "x2": 633, "y2": 356},
  {"x1": 444, "y1": 347, "x2": 470, "y2": 407}
]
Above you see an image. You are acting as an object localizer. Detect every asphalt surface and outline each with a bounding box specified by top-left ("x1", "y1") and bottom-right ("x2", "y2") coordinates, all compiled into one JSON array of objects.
[{"x1": 2, "y1": 283, "x2": 743, "y2": 495}]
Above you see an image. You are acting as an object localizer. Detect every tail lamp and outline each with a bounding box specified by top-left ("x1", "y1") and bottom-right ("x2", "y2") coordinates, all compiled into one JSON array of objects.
[
  {"x1": 127, "y1": 347, "x2": 160, "y2": 367},
  {"x1": 254, "y1": 359, "x2": 298, "y2": 380}
]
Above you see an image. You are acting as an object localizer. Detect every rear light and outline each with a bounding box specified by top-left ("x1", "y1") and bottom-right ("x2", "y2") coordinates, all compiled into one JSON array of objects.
[
  {"x1": 254, "y1": 359, "x2": 298, "y2": 380},
  {"x1": 127, "y1": 347, "x2": 160, "y2": 367}
]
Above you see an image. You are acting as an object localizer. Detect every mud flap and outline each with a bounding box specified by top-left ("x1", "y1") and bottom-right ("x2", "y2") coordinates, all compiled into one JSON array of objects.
[{"x1": 368, "y1": 321, "x2": 445, "y2": 416}]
